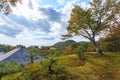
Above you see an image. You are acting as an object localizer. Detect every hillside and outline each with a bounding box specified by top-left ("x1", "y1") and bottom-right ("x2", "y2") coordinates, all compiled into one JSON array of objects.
[
  {"x1": 3, "y1": 52, "x2": 120, "y2": 80},
  {"x1": 53, "y1": 40, "x2": 76, "y2": 48}
]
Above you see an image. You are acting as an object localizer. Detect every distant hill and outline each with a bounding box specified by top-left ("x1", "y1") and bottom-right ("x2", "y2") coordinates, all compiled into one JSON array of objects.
[{"x1": 53, "y1": 40, "x2": 76, "y2": 48}]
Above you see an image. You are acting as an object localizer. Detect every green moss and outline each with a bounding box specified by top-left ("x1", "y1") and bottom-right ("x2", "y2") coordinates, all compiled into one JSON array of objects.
[
  {"x1": 2, "y1": 72, "x2": 21, "y2": 80},
  {"x1": 57, "y1": 54, "x2": 85, "y2": 67},
  {"x1": 2, "y1": 52, "x2": 120, "y2": 80}
]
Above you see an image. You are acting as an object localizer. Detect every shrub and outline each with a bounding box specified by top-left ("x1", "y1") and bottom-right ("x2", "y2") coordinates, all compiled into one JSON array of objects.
[
  {"x1": 74, "y1": 46, "x2": 86, "y2": 60},
  {"x1": 40, "y1": 49, "x2": 60, "y2": 74}
]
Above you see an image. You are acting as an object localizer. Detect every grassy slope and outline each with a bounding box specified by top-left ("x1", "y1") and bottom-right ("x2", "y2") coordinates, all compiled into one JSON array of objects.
[
  {"x1": 2, "y1": 72, "x2": 21, "y2": 80},
  {"x1": 2, "y1": 52, "x2": 120, "y2": 80}
]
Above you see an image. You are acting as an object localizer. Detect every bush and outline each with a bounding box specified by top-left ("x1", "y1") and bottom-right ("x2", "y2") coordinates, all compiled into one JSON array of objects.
[
  {"x1": 74, "y1": 46, "x2": 86, "y2": 60},
  {"x1": 40, "y1": 49, "x2": 60, "y2": 74},
  {"x1": 0, "y1": 61, "x2": 22, "y2": 80},
  {"x1": 54, "y1": 65, "x2": 65, "y2": 74}
]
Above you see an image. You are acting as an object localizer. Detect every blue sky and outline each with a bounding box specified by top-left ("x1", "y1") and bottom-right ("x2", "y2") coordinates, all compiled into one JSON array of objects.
[{"x1": 0, "y1": 0, "x2": 90, "y2": 47}]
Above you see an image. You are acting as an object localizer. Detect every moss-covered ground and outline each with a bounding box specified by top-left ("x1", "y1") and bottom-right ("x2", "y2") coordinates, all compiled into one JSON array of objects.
[{"x1": 2, "y1": 52, "x2": 120, "y2": 80}]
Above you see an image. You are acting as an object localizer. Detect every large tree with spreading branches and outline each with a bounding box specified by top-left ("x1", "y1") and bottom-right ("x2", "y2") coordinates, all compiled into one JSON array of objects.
[{"x1": 62, "y1": 0, "x2": 120, "y2": 55}]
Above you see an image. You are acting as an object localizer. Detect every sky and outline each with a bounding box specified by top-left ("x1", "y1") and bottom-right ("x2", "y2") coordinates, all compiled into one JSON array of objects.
[{"x1": 0, "y1": 0, "x2": 90, "y2": 47}]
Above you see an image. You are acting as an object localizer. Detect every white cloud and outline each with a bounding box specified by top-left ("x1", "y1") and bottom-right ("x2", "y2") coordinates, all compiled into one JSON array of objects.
[
  {"x1": 0, "y1": 0, "x2": 90, "y2": 47},
  {"x1": 50, "y1": 22, "x2": 62, "y2": 33},
  {"x1": 57, "y1": 0, "x2": 65, "y2": 4},
  {"x1": 12, "y1": 0, "x2": 46, "y2": 20},
  {"x1": 81, "y1": 2, "x2": 90, "y2": 9},
  {"x1": 61, "y1": 1, "x2": 73, "y2": 14}
]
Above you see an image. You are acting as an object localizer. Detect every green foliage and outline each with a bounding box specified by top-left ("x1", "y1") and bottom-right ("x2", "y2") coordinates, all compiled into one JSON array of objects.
[
  {"x1": 0, "y1": 44, "x2": 15, "y2": 53},
  {"x1": 17, "y1": 62, "x2": 41, "y2": 80},
  {"x1": 7, "y1": 61, "x2": 22, "y2": 73},
  {"x1": 0, "y1": 61, "x2": 22, "y2": 80},
  {"x1": 0, "y1": 62, "x2": 7, "y2": 74},
  {"x1": 79, "y1": 42, "x2": 89, "y2": 51},
  {"x1": 74, "y1": 46, "x2": 85, "y2": 60},
  {"x1": 99, "y1": 26, "x2": 120, "y2": 52},
  {"x1": 58, "y1": 54, "x2": 85, "y2": 67},
  {"x1": 64, "y1": 46, "x2": 73, "y2": 55},
  {"x1": 25, "y1": 48, "x2": 40, "y2": 63},
  {"x1": 70, "y1": 41, "x2": 95, "y2": 52},
  {"x1": 104, "y1": 26, "x2": 120, "y2": 52},
  {"x1": 63, "y1": 0, "x2": 120, "y2": 55},
  {"x1": 70, "y1": 42, "x2": 79, "y2": 49},
  {"x1": 18, "y1": 71, "x2": 31, "y2": 80},
  {"x1": 40, "y1": 49, "x2": 60, "y2": 73},
  {"x1": 2, "y1": 72, "x2": 21, "y2": 80},
  {"x1": 40, "y1": 60, "x2": 49, "y2": 68},
  {"x1": 54, "y1": 40, "x2": 76, "y2": 49},
  {"x1": 54, "y1": 40, "x2": 96, "y2": 53},
  {"x1": 79, "y1": 42, "x2": 95, "y2": 52},
  {"x1": 3, "y1": 52, "x2": 120, "y2": 80},
  {"x1": 54, "y1": 65, "x2": 65, "y2": 74}
]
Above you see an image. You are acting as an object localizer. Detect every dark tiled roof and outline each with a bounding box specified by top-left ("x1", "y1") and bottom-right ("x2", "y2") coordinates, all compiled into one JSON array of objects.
[
  {"x1": 0, "y1": 47, "x2": 44, "y2": 65},
  {"x1": 0, "y1": 47, "x2": 29, "y2": 64}
]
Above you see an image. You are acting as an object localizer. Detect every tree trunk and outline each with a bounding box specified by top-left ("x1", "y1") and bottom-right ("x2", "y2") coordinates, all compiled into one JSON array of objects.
[
  {"x1": 91, "y1": 39, "x2": 103, "y2": 55},
  {"x1": 48, "y1": 65, "x2": 52, "y2": 74},
  {"x1": 31, "y1": 56, "x2": 34, "y2": 63},
  {"x1": 0, "y1": 72, "x2": 2, "y2": 80},
  {"x1": 48, "y1": 65, "x2": 51, "y2": 72},
  {"x1": 48, "y1": 60, "x2": 55, "y2": 74},
  {"x1": 0, "y1": 75, "x2": 1, "y2": 80}
]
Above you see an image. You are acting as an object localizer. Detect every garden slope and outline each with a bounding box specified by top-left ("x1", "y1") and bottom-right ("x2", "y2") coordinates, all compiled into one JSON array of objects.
[{"x1": 2, "y1": 52, "x2": 120, "y2": 80}]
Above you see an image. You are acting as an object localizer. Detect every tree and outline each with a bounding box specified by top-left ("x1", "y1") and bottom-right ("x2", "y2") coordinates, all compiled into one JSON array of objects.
[
  {"x1": 40, "y1": 49, "x2": 60, "y2": 74},
  {"x1": 25, "y1": 48, "x2": 40, "y2": 63},
  {"x1": 62, "y1": 0, "x2": 120, "y2": 55},
  {"x1": 74, "y1": 46, "x2": 85, "y2": 60},
  {"x1": 7, "y1": 60, "x2": 22, "y2": 73},
  {"x1": 99, "y1": 11, "x2": 120, "y2": 52},
  {"x1": 100, "y1": 25, "x2": 120, "y2": 52},
  {"x1": 0, "y1": 0, "x2": 22, "y2": 15},
  {"x1": 0, "y1": 61, "x2": 22, "y2": 80},
  {"x1": 64, "y1": 46, "x2": 73, "y2": 55},
  {"x1": 0, "y1": 62, "x2": 6, "y2": 80},
  {"x1": 0, "y1": 44, "x2": 15, "y2": 53}
]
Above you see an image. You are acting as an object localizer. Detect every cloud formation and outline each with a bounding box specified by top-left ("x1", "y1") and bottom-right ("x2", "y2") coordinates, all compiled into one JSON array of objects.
[
  {"x1": 40, "y1": 7, "x2": 62, "y2": 22},
  {"x1": 0, "y1": 24, "x2": 22, "y2": 37},
  {"x1": 0, "y1": 0, "x2": 90, "y2": 46}
]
